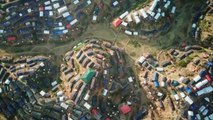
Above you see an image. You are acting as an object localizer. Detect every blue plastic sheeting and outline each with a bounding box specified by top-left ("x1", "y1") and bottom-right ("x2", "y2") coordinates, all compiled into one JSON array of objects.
[
  {"x1": 2, "y1": 21, "x2": 10, "y2": 27},
  {"x1": 207, "y1": 62, "x2": 213, "y2": 67},
  {"x1": 102, "y1": 79, "x2": 108, "y2": 89},
  {"x1": 185, "y1": 86, "x2": 193, "y2": 94},
  {"x1": 66, "y1": 16, "x2": 72, "y2": 21},
  {"x1": 154, "y1": 81, "x2": 159, "y2": 87},
  {"x1": 199, "y1": 70, "x2": 207, "y2": 78},
  {"x1": 52, "y1": 30, "x2": 64, "y2": 35},
  {"x1": 171, "y1": 80, "x2": 179, "y2": 87},
  {"x1": 80, "y1": 117, "x2": 87, "y2": 120},
  {"x1": 189, "y1": 103, "x2": 198, "y2": 111}
]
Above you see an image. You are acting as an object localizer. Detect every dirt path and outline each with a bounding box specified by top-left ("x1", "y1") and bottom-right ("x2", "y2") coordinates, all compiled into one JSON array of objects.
[{"x1": 0, "y1": 114, "x2": 7, "y2": 120}]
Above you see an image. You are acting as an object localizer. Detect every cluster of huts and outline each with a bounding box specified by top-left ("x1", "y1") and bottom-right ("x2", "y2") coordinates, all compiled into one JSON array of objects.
[
  {"x1": 0, "y1": 0, "x2": 83, "y2": 44},
  {"x1": 54, "y1": 39, "x2": 144, "y2": 120},
  {"x1": 136, "y1": 45, "x2": 213, "y2": 119},
  {"x1": 191, "y1": 0, "x2": 212, "y2": 39},
  {"x1": 0, "y1": 59, "x2": 66, "y2": 120},
  {"x1": 0, "y1": 55, "x2": 58, "y2": 97},
  {"x1": 112, "y1": 0, "x2": 176, "y2": 36}
]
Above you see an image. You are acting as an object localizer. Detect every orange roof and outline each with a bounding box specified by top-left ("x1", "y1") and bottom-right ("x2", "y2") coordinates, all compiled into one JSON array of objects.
[
  {"x1": 120, "y1": 105, "x2": 131, "y2": 114},
  {"x1": 112, "y1": 18, "x2": 122, "y2": 27}
]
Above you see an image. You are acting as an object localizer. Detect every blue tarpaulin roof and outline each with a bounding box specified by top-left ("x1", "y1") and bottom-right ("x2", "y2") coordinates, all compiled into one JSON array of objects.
[
  {"x1": 66, "y1": 16, "x2": 72, "y2": 21},
  {"x1": 207, "y1": 62, "x2": 213, "y2": 67},
  {"x1": 185, "y1": 86, "x2": 192, "y2": 94},
  {"x1": 172, "y1": 80, "x2": 179, "y2": 87},
  {"x1": 102, "y1": 79, "x2": 108, "y2": 89}
]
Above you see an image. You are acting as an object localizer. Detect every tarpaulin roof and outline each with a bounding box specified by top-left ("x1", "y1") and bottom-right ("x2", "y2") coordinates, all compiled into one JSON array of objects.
[{"x1": 81, "y1": 68, "x2": 95, "y2": 84}]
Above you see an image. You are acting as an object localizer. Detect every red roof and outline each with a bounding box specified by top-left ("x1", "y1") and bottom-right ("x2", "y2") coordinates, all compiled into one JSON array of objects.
[
  {"x1": 205, "y1": 74, "x2": 212, "y2": 82},
  {"x1": 7, "y1": 36, "x2": 16, "y2": 41},
  {"x1": 119, "y1": 105, "x2": 131, "y2": 114},
  {"x1": 96, "y1": 54, "x2": 104, "y2": 59},
  {"x1": 66, "y1": 24, "x2": 71, "y2": 29},
  {"x1": 39, "y1": 6, "x2": 44, "y2": 11},
  {"x1": 105, "y1": 118, "x2": 111, "y2": 120},
  {"x1": 91, "y1": 108, "x2": 98, "y2": 116},
  {"x1": 112, "y1": 18, "x2": 122, "y2": 27}
]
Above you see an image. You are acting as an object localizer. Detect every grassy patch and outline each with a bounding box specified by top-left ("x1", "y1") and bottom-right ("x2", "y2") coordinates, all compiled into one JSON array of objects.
[
  {"x1": 129, "y1": 40, "x2": 141, "y2": 48},
  {"x1": 200, "y1": 19, "x2": 211, "y2": 32},
  {"x1": 129, "y1": 52, "x2": 136, "y2": 57},
  {"x1": 178, "y1": 60, "x2": 188, "y2": 67},
  {"x1": 6, "y1": 46, "x2": 32, "y2": 53},
  {"x1": 177, "y1": 55, "x2": 194, "y2": 67}
]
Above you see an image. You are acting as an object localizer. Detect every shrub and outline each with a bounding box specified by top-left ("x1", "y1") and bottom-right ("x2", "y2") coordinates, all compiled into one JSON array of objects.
[
  {"x1": 178, "y1": 60, "x2": 187, "y2": 67},
  {"x1": 129, "y1": 40, "x2": 141, "y2": 48}
]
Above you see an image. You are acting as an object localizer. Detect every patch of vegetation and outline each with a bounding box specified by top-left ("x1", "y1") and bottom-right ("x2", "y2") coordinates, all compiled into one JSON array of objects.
[
  {"x1": 128, "y1": 67, "x2": 134, "y2": 76},
  {"x1": 7, "y1": 46, "x2": 32, "y2": 53},
  {"x1": 201, "y1": 35, "x2": 213, "y2": 47},
  {"x1": 130, "y1": 52, "x2": 136, "y2": 57},
  {"x1": 105, "y1": 53, "x2": 110, "y2": 59},
  {"x1": 178, "y1": 58, "x2": 189, "y2": 67},
  {"x1": 177, "y1": 56, "x2": 193, "y2": 67},
  {"x1": 200, "y1": 19, "x2": 211, "y2": 32},
  {"x1": 185, "y1": 56, "x2": 193, "y2": 63},
  {"x1": 49, "y1": 38, "x2": 72, "y2": 45},
  {"x1": 132, "y1": 0, "x2": 148, "y2": 10},
  {"x1": 74, "y1": 60, "x2": 80, "y2": 73},
  {"x1": 129, "y1": 40, "x2": 141, "y2": 48}
]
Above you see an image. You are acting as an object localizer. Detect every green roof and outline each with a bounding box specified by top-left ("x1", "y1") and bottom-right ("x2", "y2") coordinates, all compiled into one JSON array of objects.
[
  {"x1": 81, "y1": 68, "x2": 95, "y2": 84},
  {"x1": 73, "y1": 42, "x2": 84, "y2": 51}
]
